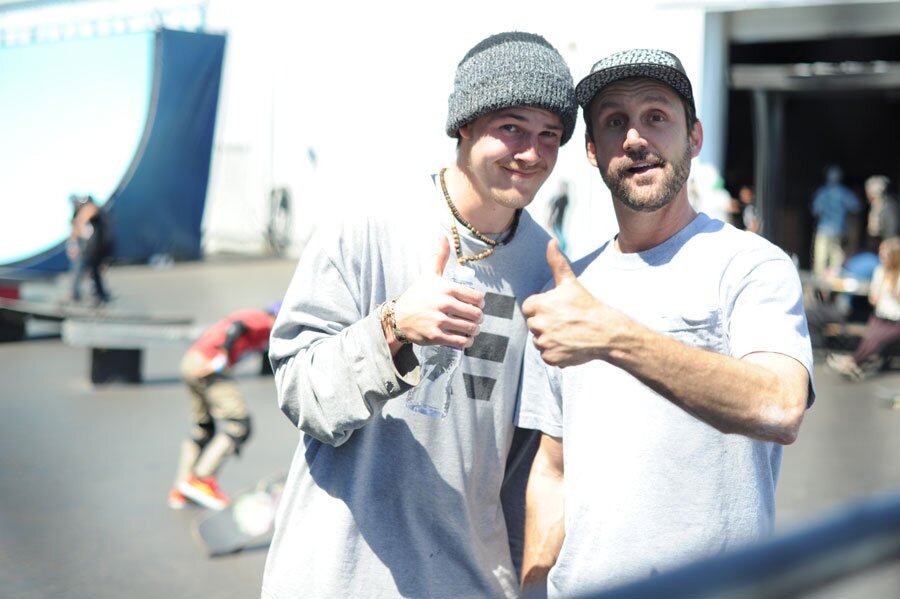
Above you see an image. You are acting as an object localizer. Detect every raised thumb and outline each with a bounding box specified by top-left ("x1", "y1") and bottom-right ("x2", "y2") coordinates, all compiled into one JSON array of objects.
[
  {"x1": 547, "y1": 239, "x2": 575, "y2": 285},
  {"x1": 434, "y1": 235, "x2": 451, "y2": 276}
]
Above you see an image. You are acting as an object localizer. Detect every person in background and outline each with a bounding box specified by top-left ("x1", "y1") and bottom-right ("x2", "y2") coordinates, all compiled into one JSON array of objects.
[
  {"x1": 811, "y1": 165, "x2": 861, "y2": 277},
  {"x1": 686, "y1": 163, "x2": 730, "y2": 224},
  {"x1": 547, "y1": 180, "x2": 570, "y2": 254},
  {"x1": 168, "y1": 303, "x2": 279, "y2": 510},
  {"x1": 827, "y1": 237, "x2": 900, "y2": 380},
  {"x1": 736, "y1": 184, "x2": 762, "y2": 234},
  {"x1": 865, "y1": 175, "x2": 899, "y2": 249},
  {"x1": 67, "y1": 194, "x2": 113, "y2": 305}
]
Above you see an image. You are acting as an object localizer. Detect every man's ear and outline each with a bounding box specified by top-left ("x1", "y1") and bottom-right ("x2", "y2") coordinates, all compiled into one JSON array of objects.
[
  {"x1": 458, "y1": 122, "x2": 473, "y2": 141},
  {"x1": 585, "y1": 132, "x2": 599, "y2": 168},
  {"x1": 689, "y1": 119, "x2": 703, "y2": 158}
]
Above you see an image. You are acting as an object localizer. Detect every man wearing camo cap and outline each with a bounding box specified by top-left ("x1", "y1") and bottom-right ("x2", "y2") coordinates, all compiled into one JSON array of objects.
[
  {"x1": 516, "y1": 49, "x2": 815, "y2": 596},
  {"x1": 262, "y1": 32, "x2": 576, "y2": 598}
]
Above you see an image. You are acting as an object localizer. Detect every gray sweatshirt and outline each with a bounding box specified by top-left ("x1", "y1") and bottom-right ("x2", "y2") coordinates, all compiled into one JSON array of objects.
[{"x1": 262, "y1": 174, "x2": 553, "y2": 599}]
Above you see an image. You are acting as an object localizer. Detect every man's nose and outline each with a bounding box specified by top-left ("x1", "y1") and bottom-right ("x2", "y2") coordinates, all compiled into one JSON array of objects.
[
  {"x1": 623, "y1": 127, "x2": 648, "y2": 152},
  {"x1": 515, "y1": 136, "x2": 542, "y2": 163}
]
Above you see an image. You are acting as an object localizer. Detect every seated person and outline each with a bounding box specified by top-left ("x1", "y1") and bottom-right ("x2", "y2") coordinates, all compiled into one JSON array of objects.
[{"x1": 828, "y1": 237, "x2": 900, "y2": 379}]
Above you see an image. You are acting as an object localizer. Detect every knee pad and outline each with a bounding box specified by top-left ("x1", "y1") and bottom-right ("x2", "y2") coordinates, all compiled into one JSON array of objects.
[
  {"x1": 191, "y1": 419, "x2": 216, "y2": 450},
  {"x1": 223, "y1": 416, "x2": 252, "y2": 453}
]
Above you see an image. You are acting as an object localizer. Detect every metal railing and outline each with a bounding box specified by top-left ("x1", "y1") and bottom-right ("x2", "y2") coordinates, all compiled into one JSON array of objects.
[{"x1": 579, "y1": 490, "x2": 900, "y2": 598}]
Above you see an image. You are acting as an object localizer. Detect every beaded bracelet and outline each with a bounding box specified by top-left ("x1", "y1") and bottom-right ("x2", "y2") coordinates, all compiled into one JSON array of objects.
[{"x1": 381, "y1": 298, "x2": 410, "y2": 345}]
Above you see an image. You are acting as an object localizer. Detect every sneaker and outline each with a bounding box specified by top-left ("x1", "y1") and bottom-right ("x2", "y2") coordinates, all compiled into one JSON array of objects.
[
  {"x1": 91, "y1": 296, "x2": 112, "y2": 309},
  {"x1": 826, "y1": 353, "x2": 865, "y2": 381},
  {"x1": 178, "y1": 475, "x2": 230, "y2": 510},
  {"x1": 168, "y1": 488, "x2": 189, "y2": 510}
]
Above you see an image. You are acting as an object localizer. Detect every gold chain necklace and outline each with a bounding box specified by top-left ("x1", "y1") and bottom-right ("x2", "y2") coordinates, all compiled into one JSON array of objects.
[{"x1": 439, "y1": 168, "x2": 520, "y2": 265}]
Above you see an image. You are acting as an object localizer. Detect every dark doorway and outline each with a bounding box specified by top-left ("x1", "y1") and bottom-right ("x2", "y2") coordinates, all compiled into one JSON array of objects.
[{"x1": 724, "y1": 35, "x2": 900, "y2": 268}]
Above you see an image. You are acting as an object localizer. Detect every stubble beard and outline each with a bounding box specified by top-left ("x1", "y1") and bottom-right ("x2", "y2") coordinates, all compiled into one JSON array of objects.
[
  {"x1": 489, "y1": 167, "x2": 547, "y2": 211},
  {"x1": 490, "y1": 188, "x2": 536, "y2": 211},
  {"x1": 601, "y1": 141, "x2": 693, "y2": 213}
]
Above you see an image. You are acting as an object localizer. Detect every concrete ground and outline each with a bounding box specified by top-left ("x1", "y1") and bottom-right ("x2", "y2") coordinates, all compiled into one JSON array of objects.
[
  {"x1": 1, "y1": 257, "x2": 899, "y2": 598},
  {"x1": 777, "y1": 352, "x2": 900, "y2": 598},
  {"x1": 1, "y1": 257, "x2": 300, "y2": 599}
]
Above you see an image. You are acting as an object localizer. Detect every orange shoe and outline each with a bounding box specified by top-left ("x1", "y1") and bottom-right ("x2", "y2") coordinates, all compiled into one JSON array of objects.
[
  {"x1": 178, "y1": 475, "x2": 230, "y2": 510},
  {"x1": 168, "y1": 487, "x2": 190, "y2": 510}
]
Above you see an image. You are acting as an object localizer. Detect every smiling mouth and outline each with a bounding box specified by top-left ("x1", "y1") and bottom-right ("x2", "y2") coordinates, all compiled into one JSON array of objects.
[
  {"x1": 506, "y1": 167, "x2": 542, "y2": 178},
  {"x1": 628, "y1": 163, "x2": 658, "y2": 174}
]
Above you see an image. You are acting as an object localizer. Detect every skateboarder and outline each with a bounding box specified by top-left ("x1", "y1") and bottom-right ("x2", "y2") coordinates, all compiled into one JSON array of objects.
[{"x1": 168, "y1": 303, "x2": 280, "y2": 510}]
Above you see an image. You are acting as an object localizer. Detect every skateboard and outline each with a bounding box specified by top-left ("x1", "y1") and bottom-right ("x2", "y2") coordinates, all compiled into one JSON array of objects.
[{"x1": 192, "y1": 472, "x2": 286, "y2": 556}]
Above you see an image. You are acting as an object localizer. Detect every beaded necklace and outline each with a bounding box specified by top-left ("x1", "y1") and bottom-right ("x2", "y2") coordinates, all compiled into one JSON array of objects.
[{"x1": 439, "y1": 168, "x2": 521, "y2": 265}]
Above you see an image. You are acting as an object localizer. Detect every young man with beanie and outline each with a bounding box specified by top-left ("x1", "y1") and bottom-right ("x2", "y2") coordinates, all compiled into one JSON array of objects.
[
  {"x1": 516, "y1": 49, "x2": 815, "y2": 596},
  {"x1": 261, "y1": 32, "x2": 577, "y2": 598}
]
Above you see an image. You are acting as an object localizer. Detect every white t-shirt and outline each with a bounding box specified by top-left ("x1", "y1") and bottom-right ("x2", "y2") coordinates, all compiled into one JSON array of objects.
[
  {"x1": 872, "y1": 266, "x2": 900, "y2": 321},
  {"x1": 516, "y1": 213, "x2": 814, "y2": 597}
]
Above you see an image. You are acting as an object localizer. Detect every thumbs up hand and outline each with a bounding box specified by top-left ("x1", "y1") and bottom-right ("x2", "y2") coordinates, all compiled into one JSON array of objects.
[
  {"x1": 545, "y1": 238, "x2": 577, "y2": 286},
  {"x1": 523, "y1": 240, "x2": 626, "y2": 368},
  {"x1": 390, "y1": 236, "x2": 485, "y2": 350}
]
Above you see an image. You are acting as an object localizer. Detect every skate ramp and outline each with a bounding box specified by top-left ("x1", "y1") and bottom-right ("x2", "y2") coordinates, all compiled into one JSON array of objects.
[{"x1": 1, "y1": 28, "x2": 226, "y2": 275}]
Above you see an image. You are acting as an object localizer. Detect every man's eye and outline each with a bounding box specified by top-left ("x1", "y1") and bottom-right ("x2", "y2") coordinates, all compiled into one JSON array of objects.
[
  {"x1": 500, "y1": 124, "x2": 519, "y2": 133},
  {"x1": 607, "y1": 116, "x2": 625, "y2": 128}
]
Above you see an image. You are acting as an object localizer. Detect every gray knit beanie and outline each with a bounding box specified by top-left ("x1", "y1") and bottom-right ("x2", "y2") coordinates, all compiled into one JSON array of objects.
[{"x1": 446, "y1": 31, "x2": 577, "y2": 145}]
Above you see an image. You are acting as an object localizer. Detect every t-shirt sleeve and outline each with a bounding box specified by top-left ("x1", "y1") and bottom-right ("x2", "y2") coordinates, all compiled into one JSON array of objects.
[
  {"x1": 724, "y1": 249, "x2": 816, "y2": 406},
  {"x1": 515, "y1": 331, "x2": 564, "y2": 437}
]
